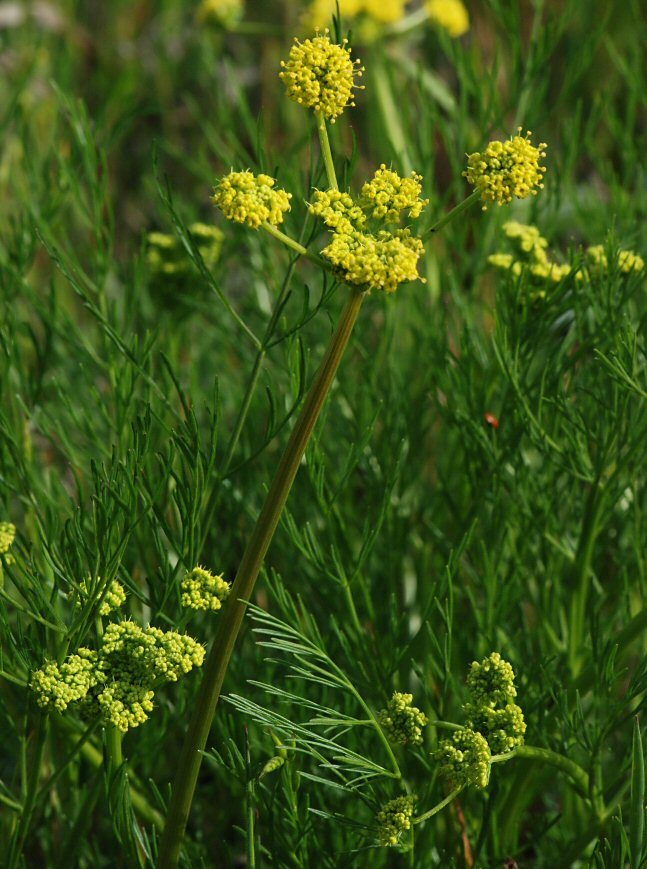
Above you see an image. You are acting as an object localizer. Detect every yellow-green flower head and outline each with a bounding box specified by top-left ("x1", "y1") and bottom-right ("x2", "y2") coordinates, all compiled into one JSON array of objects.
[
  {"x1": 360, "y1": 165, "x2": 429, "y2": 223},
  {"x1": 306, "y1": 0, "x2": 407, "y2": 30},
  {"x1": 436, "y1": 727, "x2": 491, "y2": 789},
  {"x1": 31, "y1": 648, "x2": 98, "y2": 713},
  {"x1": 466, "y1": 652, "x2": 517, "y2": 706},
  {"x1": 375, "y1": 795, "x2": 416, "y2": 847},
  {"x1": 379, "y1": 692, "x2": 428, "y2": 746},
  {"x1": 0, "y1": 521, "x2": 16, "y2": 555},
  {"x1": 503, "y1": 221, "x2": 549, "y2": 255},
  {"x1": 618, "y1": 249, "x2": 645, "y2": 273},
  {"x1": 426, "y1": 0, "x2": 470, "y2": 37},
  {"x1": 587, "y1": 245, "x2": 645, "y2": 275},
  {"x1": 464, "y1": 701, "x2": 526, "y2": 755},
  {"x1": 487, "y1": 253, "x2": 515, "y2": 271},
  {"x1": 181, "y1": 566, "x2": 231, "y2": 612},
  {"x1": 78, "y1": 578, "x2": 126, "y2": 617},
  {"x1": 308, "y1": 189, "x2": 368, "y2": 231},
  {"x1": 96, "y1": 680, "x2": 155, "y2": 733},
  {"x1": 279, "y1": 31, "x2": 364, "y2": 122},
  {"x1": 322, "y1": 228, "x2": 424, "y2": 293},
  {"x1": 197, "y1": 0, "x2": 243, "y2": 29},
  {"x1": 100, "y1": 621, "x2": 205, "y2": 684},
  {"x1": 464, "y1": 130, "x2": 547, "y2": 209},
  {"x1": 212, "y1": 171, "x2": 292, "y2": 229}
]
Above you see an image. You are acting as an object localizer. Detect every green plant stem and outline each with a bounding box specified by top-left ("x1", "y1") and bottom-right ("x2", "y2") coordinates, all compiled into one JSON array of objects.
[
  {"x1": 157, "y1": 288, "x2": 366, "y2": 868},
  {"x1": 105, "y1": 725, "x2": 123, "y2": 774},
  {"x1": 315, "y1": 111, "x2": 338, "y2": 191},
  {"x1": 414, "y1": 786, "x2": 463, "y2": 825},
  {"x1": 425, "y1": 191, "x2": 481, "y2": 236},
  {"x1": 7, "y1": 713, "x2": 47, "y2": 869},
  {"x1": 514, "y1": 745, "x2": 590, "y2": 799},
  {"x1": 262, "y1": 223, "x2": 327, "y2": 268}
]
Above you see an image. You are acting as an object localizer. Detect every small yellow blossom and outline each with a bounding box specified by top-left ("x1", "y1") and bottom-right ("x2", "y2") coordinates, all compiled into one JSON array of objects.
[
  {"x1": 308, "y1": 189, "x2": 368, "y2": 231},
  {"x1": 280, "y1": 31, "x2": 364, "y2": 122},
  {"x1": 322, "y1": 227, "x2": 424, "y2": 293},
  {"x1": 78, "y1": 578, "x2": 126, "y2": 616},
  {"x1": 0, "y1": 522, "x2": 16, "y2": 559},
  {"x1": 212, "y1": 171, "x2": 292, "y2": 229},
  {"x1": 379, "y1": 692, "x2": 428, "y2": 745},
  {"x1": 618, "y1": 249, "x2": 645, "y2": 273},
  {"x1": 503, "y1": 221, "x2": 548, "y2": 255},
  {"x1": 197, "y1": 0, "x2": 243, "y2": 29},
  {"x1": 464, "y1": 130, "x2": 547, "y2": 209},
  {"x1": 181, "y1": 566, "x2": 231, "y2": 612},
  {"x1": 360, "y1": 165, "x2": 429, "y2": 223},
  {"x1": 436, "y1": 727, "x2": 491, "y2": 789},
  {"x1": 426, "y1": 0, "x2": 470, "y2": 37},
  {"x1": 375, "y1": 795, "x2": 416, "y2": 847},
  {"x1": 306, "y1": 0, "x2": 407, "y2": 30}
]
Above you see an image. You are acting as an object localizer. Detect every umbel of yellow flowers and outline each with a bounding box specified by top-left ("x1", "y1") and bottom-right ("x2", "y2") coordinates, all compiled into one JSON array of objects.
[
  {"x1": 212, "y1": 171, "x2": 292, "y2": 228},
  {"x1": 280, "y1": 30, "x2": 364, "y2": 122},
  {"x1": 464, "y1": 129, "x2": 547, "y2": 209}
]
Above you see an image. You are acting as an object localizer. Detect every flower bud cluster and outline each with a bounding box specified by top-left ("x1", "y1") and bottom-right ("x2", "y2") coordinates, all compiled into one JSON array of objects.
[
  {"x1": 212, "y1": 171, "x2": 292, "y2": 229},
  {"x1": 181, "y1": 565, "x2": 231, "y2": 612},
  {"x1": 0, "y1": 521, "x2": 16, "y2": 564},
  {"x1": 147, "y1": 222, "x2": 223, "y2": 279},
  {"x1": 379, "y1": 692, "x2": 428, "y2": 746},
  {"x1": 77, "y1": 578, "x2": 126, "y2": 617},
  {"x1": 322, "y1": 228, "x2": 424, "y2": 294},
  {"x1": 436, "y1": 652, "x2": 525, "y2": 788},
  {"x1": 31, "y1": 621, "x2": 205, "y2": 732},
  {"x1": 280, "y1": 32, "x2": 364, "y2": 122},
  {"x1": 464, "y1": 129, "x2": 547, "y2": 209},
  {"x1": 436, "y1": 727, "x2": 491, "y2": 789},
  {"x1": 375, "y1": 795, "x2": 416, "y2": 847}
]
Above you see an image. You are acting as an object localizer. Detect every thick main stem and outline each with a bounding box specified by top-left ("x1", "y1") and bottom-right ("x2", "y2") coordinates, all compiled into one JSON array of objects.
[
  {"x1": 157, "y1": 289, "x2": 365, "y2": 868},
  {"x1": 315, "y1": 111, "x2": 338, "y2": 191}
]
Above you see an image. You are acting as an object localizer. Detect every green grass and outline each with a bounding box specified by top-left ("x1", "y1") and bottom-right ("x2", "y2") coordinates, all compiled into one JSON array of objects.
[{"x1": 0, "y1": 0, "x2": 646, "y2": 866}]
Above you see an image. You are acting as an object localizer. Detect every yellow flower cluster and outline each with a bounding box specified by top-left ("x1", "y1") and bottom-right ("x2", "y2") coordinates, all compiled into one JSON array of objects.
[
  {"x1": 212, "y1": 171, "x2": 292, "y2": 229},
  {"x1": 306, "y1": 0, "x2": 407, "y2": 29},
  {"x1": 426, "y1": 0, "x2": 470, "y2": 37},
  {"x1": 309, "y1": 165, "x2": 428, "y2": 293},
  {"x1": 379, "y1": 692, "x2": 428, "y2": 745},
  {"x1": 488, "y1": 221, "x2": 571, "y2": 295},
  {"x1": 375, "y1": 795, "x2": 416, "y2": 847},
  {"x1": 181, "y1": 565, "x2": 231, "y2": 612},
  {"x1": 147, "y1": 222, "x2": 223, "y2": 278},
  {"x1": 31, "y1": 622, "x2": 205, "y2": 732},
  {"x1": 587, "y1": 245, "x2": 645, "y2": 274},
  {"x1": 0, "y1": 522, "x2": 16, "y2": 563},
  {"x1": 436, "y1": 727, "x2": 491, "y2": 789},
  {"x1": 78, "y1": 578, "x2": 126, "y2": 616},
  {"x1": 280, "y1": 32, "x2": 364, "y2": 122},
  {"x1": 360, "y1": 165, "x2": 429, "y2": 222},
  {"x1": 464, "y1": 130, "x2": 547, "y2": 209},
  {"x1": 197, "y1": 0, "x2": 243, "y2": 29},
  {"x1": 308, "y1": 189, "x2": 368, "y2": 230},
  {"x1": 322, "y1": 228, "x2": 424, "y2": 294}
]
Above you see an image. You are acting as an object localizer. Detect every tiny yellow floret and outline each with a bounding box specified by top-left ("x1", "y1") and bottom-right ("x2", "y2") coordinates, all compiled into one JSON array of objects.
[
  {"x1": 426, "y1": 0, "x2": 470, "y2": 37},
  {"x1": 306, "y1": 0, "x2": 407, "y2": 29},
  {"x1": 280, "y1": 31, "x2": 364, "y2": 122},
  {"x1": 212, "y1": 171, "x2": 292, "y2": 229},
  {"x1": 464, "y1": 130, "x2": 547, "y2": 209},
  {"x1": 181, "y1": 566, "x2": 231, "y2": 612}
]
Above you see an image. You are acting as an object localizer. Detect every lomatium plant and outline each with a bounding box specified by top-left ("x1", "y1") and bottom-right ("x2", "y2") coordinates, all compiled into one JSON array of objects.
[{"x1": 1, "y1": 4, "x2": 646, "y2": 869}]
